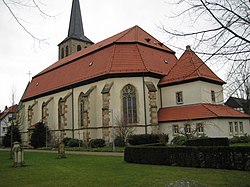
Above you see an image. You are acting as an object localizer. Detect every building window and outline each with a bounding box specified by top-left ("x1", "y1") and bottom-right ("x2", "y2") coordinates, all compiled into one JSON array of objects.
[
  {"x1": 184, "y1": 124, "x2": 191, "y2": 134},
  {"x1": 176, "y1": 91, "x2": 183, "y2": 104},
  {"x1": 61, "y1": 48, "x2": 64, "y2": 59},
  {"x1": 234, "y1": 122, "x2": 238, "y2": 134},
  {"x1": 66, "y1": 46, "x2": 69, "y2": 56},
  {"x1": 77, "y1": 45, "x2": 82, "y2": 51},
  {"x1": 122, "y1": 84, "x2": 137, "y2": 124},
  {"x1": 3, "y1": 127, "x2": 7, "y2": 133},
  {"x1": 229, "y1": 122, "x2": 233, "y2": 134},
  {"x1": 196, "y1": 123, "x2": 204, "y2": 133},
  {"x1": 211, "y1": 90, "x2": 215, "y2": 103},
  {"x1": 173, "y1": 124, "x2": 179, "y2": 135},
  {"x1": 239, "y1": 122, "x2": 244, "y2": 134},
  {"x1": 78, "y1": 93, "x2": 84, "y2": 128}
]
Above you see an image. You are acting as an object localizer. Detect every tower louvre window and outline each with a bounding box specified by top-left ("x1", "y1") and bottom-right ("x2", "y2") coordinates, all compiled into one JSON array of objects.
[
  {"x1": 61, "y1": 48, "x2": 64, "y2": 59},
  {"x1": 77, "y1": 45, "x2": 82, "y2": 51},
  {"x1": 66, "y1": 46, "x2": 69, "y2": 56}
]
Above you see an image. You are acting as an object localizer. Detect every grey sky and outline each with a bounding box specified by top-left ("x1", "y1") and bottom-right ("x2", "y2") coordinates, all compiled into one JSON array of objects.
[{"x1": 0, "y1": 0, "x2": 225, "y2": 110}]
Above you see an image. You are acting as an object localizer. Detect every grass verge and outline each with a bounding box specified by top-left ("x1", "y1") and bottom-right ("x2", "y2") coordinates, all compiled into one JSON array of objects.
[{"x1": 0, "y1": 150, "x2": 250, "y2": 187}]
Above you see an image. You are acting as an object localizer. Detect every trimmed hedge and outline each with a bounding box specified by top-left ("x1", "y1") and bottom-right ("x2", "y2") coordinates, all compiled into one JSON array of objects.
[
  {"x1": 124, "y1": 146, "x2": 250, "y2": 171},
  {"x1": 127, "y1": 134, "x2": 168, "y2": 145},
  {"x1": 88, "y1": 139, "x2": 105, "y2": 148},
  {"x1": 186, "y1": 138, "x2": 229, "y2": 146}
]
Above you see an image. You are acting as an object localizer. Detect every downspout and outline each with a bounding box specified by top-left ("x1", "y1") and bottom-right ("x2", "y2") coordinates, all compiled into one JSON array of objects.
[
  {"x1": 71, "y1": 88, "x2": 74, "y2": 139},
  {"x1": 160, "y1": 87, "x2": 163, "y2": 108},
  {"x1": 142, "y1": 74, "x2": 147, "y2": 134}
]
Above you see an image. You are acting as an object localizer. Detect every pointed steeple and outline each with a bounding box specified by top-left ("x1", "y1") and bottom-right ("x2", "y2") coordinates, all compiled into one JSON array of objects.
[
  {"x1": 67, "y1": 0, "x2": 92, "y2": 43},
  {"x1": 58, "y1": 0, "x2": 93, "y2": 60}
]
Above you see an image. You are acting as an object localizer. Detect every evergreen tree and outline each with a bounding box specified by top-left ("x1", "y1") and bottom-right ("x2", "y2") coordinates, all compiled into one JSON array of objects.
[
  {"x1": 3, "y1": 125, "x2": 21, "y2": 147},
  {"x1": 30, "y1": 122, "x2": 50, "y2": 148}
]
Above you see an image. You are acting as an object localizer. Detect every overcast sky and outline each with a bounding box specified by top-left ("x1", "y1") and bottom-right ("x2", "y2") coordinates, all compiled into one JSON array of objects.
[{"x1": 0, "y1": 0, "x2": 225, "y2": 110}]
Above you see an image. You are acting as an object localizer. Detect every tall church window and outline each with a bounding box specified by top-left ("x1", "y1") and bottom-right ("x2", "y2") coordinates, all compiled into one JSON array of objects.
[
  {"x1": 122, "y1": 84, "x2": 137, "y2": 124},
  {"x1": 58, "y1": 98, "x2": 63, "y2": 130},
  {"x1": 42, "y1": 102, "x2": 46, "y2": 123},
  {"x1": 77, "y1": 45, "x2": 82, "y2": 51},
  {"x1": 66, "y1": 46, "x2": 69, "y2": 56},
  {"x1": 61, "y1": 48, "x2": 64, "y2": 59},
  {"x1": 78, "y1": 93, "x2": 84, "y2": 128}
]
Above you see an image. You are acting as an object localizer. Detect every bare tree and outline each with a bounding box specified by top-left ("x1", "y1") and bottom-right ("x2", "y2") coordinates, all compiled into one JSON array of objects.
[
  {"x1": 161, "y1": 0, "x2": 250, "y2": 99},
  {"x1": 113, "y1": 116, "x2": 135, "y2": 145},
  {"x1": 2, "y1": 0, "x2": 54, "y2": 43}
]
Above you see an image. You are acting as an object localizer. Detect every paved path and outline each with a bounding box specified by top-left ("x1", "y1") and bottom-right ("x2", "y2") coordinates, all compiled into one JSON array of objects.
[{"x1": 0, "y1": 148, "x2": 123, "y2": 157}]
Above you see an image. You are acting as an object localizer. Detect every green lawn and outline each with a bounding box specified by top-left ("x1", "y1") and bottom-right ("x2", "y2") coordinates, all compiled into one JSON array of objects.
[{"x1": 0, "y1": 151, "x2": 250, "y2": 187}]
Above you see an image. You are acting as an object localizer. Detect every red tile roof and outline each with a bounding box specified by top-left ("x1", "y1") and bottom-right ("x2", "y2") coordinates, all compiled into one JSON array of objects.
[
  {"x1": 158, "y1": 104, "x2": 250, "y2": 122},
  {"x1": 159, "y1": 46, "x2": 225, "y2": 86},
  {"x1": 22, "y1": 26, "x2": 178, "y2": 101},
  {"x1": 0, "y1": 105, "x2": 18, "y2": 121}
]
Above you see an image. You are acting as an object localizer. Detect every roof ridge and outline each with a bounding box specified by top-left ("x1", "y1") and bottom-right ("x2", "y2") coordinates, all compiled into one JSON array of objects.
[
  {"x1": 136, "y1": 43, "x2": 149, "y2": 72},
  {"x1": 114, "y1": 26, "x2": 135, "y2": 42},
  {"x1": 202, "y1": 104, "x2": 218, "y2": 117}
]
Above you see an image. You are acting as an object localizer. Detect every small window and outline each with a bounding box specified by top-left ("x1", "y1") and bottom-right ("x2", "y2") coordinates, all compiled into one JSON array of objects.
[
  {"x1": 211, "y1": 90, "x2": 215, "y2": 103},
  {"x1": 239, "y1": 122, "x2": 244, "y2": 134},
  {"x1": 77, "y1": 45, "x2": 82, "y2": 51},
  {"x1": 184, "y1": 124, "x2": 191, "y2": 134},
  {"x1": 173, "y1": 125, "x2": 179, "y2": 134},
  {"x1": 196, "y1": 123, "x2": 204, "y2": 133},
  {"x1": 234, "y1": 122, "x2": 238, "y2": 134},
  {"x1": 61, "y1": 48, "x2": 64, "y2": 59},
  {"x1": 229, "y1": 122, "x2": 233, "y2": 134},
  {"x1": 176, "y1": 92, "x2": 183, "y2": 104}
]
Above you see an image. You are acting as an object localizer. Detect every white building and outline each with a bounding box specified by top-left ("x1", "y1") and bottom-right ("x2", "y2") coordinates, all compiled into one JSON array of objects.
[{"x1": 0, "y1": 105, "x2": 17, "y2": 144}]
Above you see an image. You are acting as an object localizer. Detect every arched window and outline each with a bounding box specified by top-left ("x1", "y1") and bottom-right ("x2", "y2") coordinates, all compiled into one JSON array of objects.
[
  {"x1": 122, "y1": 84, "x2": 137, "y2": 124},
  {"x1": 66, "y1": 46, "x2": 69, "y2": 56},
  {"x1": 78, "y1": 93, "x2": 84, "y2": 128},
  {"x1": 61, "y1": 48, "x2": 64, "y2": 59},
  {"x1": 77, "y1": 45, "x2": 82, "y2": 51}
]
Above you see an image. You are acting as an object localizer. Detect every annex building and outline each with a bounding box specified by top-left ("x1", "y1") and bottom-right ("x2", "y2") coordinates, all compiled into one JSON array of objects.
[{"x1": 19, "y1": 0, "x2": 250, "y2": 145}]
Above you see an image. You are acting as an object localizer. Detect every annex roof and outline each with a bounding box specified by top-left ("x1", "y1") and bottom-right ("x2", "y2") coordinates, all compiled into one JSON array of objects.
[
  {"x1": 23, "y1": 26, "x2": 177, "y2": 101},
  {"x1": 0, "y1": 105, "x2": 18, "y2": 121},
  {"x1": 159, "y1": 45, "x2": 225, "y2": 86},
  {"x1": 158, "y1": 104, "x2": 250, "y2": 122}
]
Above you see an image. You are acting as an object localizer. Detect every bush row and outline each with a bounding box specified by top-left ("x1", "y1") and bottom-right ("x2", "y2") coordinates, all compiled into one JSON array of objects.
[
  {"x1": 124, "y1": 146, "x2": 250, "y2": 171},
  {"x1": 186, "y1": 138, "x2": 229, "y2": 146},
  {"x1": 63, "y1": 138, "x2": 106, "y2": 148},
  {"x1": 127, "y1": 134, "x2": 169, "y2": 145},
  {"x1": 229, "y1": 135, "x2": 250, "y2": 144}
]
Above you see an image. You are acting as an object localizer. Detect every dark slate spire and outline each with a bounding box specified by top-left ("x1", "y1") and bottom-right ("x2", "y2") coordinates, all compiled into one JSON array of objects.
[{"x1": 64, "y1": 0, "x2": 93, "y2": 43}]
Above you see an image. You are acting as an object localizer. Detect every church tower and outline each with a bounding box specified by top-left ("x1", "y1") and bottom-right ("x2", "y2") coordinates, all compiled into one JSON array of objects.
[{"x1": 58, "y1": 0, "x2": 94, "y2": 60}]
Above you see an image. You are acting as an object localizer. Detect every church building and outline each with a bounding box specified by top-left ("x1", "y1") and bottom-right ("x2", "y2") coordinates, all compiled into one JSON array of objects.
[{"x1": 19, "y1": 0, "x2": 250, "y2": 145}]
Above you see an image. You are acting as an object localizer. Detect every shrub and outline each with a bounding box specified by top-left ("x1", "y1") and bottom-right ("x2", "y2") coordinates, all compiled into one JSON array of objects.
[
  {"x1": 114, "y1": 136, "x2": 125, "y2": 147},
  {"x1": 62, "y1": 137, "x2": 72, "y2": 145},
  {"x1": 186, "y1": 138, "x2": 229, "y2": 146},
  {"x1": 88, "y1": 138, "x2": 105, "y2": 148},
  {"x1": 229, "y1": 135, "x2": 250, "y2": 144},
  {"x1": 3, "y1": 125, "x2": 22, "y2": 147},
  {"x1": 67, "y1": 139, "x2": 83, "y2": 147},
  {"x1": 171, "y1": 136, "x2": 187, "y2": 145},
  {"x1": 127, "y1": 134, "x2": 168, "y2": 145}
]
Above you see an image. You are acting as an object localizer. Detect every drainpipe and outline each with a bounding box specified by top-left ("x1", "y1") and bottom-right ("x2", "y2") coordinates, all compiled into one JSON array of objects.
[
  {"x1": 142, "y1": 75, "x2": 147, "y2": 134},
  {"x1": 71, "y1": 88, "x2": 74, "y2": 139}
]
